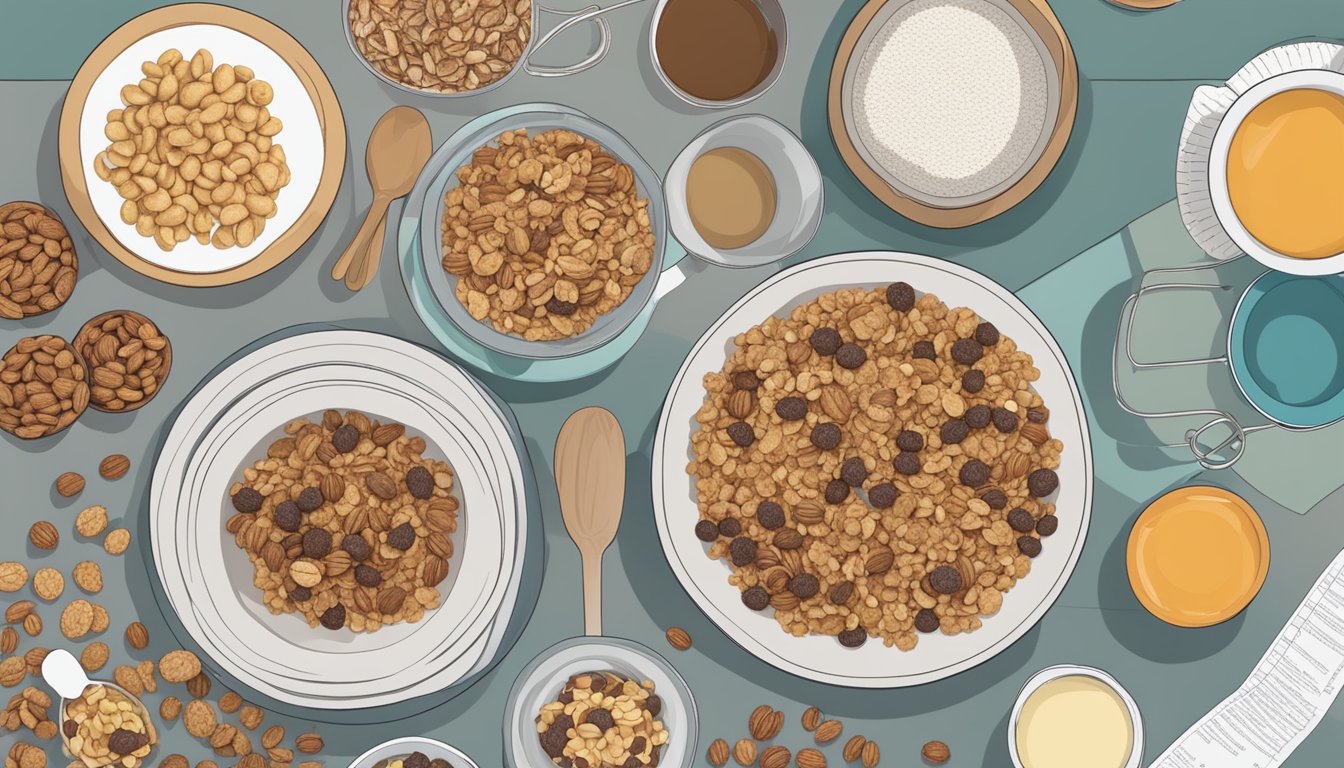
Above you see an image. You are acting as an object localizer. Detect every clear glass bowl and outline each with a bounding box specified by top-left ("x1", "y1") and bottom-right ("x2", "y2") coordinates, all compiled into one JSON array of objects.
[
  {"x1": 350, "y1": 737, "x2": 480, "y2": 768},
  {"x1": 504, "y1": 637, "x2": 698, "y2": 768},
  {"x1": 412, "y1": 104, "x2": 670, "y2": 360}
]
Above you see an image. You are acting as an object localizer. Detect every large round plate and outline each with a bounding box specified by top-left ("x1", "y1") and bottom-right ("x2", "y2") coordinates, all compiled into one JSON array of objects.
[
  {"x1": 652, "y1": 252, "x2": 1092, "y2": 687},
  {"x1": 59, "y1": 4, "x2": 345, "y2": 285},
  {"x1": 828, "y1": 0, "x2": 1076, "y2": 228},
  {"x1": 151, "y1": 330, "x2": 529, "y2": 708}
]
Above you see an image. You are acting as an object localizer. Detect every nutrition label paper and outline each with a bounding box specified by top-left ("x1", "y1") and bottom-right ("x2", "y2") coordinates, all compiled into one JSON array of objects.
[{"x1": 1151, "y1": 546, "x2": 1344, "y2": 768}]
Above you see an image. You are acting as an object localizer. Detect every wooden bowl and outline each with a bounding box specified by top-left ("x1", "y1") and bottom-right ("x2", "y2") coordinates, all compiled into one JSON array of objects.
[
  {"x1": 828, "y1": 0, "x2": 1077, "y2": 228},
  {"x1": 58, "y1": 3, "x2": 345, "y2": 286},
  {"x1": 73, "y1": 309, "x2": 172, "y2": 413}
]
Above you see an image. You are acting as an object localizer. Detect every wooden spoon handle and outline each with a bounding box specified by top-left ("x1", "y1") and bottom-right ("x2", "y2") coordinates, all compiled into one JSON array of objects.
[
  {"x1": 582, "y1": 547, "x2": 603, "y2": 636},
  {"x1": 354, "y1": 215, "x2": 389, "y2": 290},
  {"x1": 332, "y1": 194, "x2": 391, "y2": 284}
]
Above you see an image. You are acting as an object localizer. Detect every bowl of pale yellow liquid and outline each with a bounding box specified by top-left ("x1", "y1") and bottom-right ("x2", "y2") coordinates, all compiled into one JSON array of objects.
[
  {"x1": 1010, "y1": 665, "x2": 1143, "y2": 768},
  {"x1": 1210, "y1": 70, "x2": 1344, "y2": 275}
]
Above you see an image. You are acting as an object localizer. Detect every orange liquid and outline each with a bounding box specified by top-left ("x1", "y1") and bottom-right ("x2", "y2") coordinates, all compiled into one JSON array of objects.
[
  {"x1": 1227, "y1": 87, "x2": 1344, "y2": 259},
  {"x1": 1127, "y1": 486, "x2": 1269, "y2": 627}
]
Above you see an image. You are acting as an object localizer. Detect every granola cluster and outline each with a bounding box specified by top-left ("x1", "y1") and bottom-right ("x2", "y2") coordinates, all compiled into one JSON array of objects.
[
  {"x1": 688, "y1": 284, "x2": 1063, "y2": 651},
  {"x1": 227, "y1": 410, "x2": 460, "y2": 633}
]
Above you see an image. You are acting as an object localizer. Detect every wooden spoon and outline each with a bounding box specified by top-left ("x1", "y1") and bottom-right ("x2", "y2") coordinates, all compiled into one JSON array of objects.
[
  {"x1": 555, "y1": 407, "x2": 626, "y2": 636},
  {"x1": 331, "y1": 106, "x2": 432, "y2": 290}
]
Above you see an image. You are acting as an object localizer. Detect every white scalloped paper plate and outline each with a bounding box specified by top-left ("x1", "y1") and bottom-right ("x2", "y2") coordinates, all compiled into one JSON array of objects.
[{"x1": 1177, "y1": 41, "x2": 1344, "y2": 260}]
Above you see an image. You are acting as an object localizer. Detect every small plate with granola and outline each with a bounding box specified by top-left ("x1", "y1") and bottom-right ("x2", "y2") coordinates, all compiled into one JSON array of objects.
[
  {"x1": 151, "y1": 330, "x2": 532, "y2": 710},
  {"x1": 653, "y1": 251, "x2": 1091, "y2": 686}
]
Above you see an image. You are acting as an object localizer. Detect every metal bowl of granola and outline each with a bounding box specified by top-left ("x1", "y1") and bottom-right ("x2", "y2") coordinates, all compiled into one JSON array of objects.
[
  {"x1": 344, "y1": 0, "x2": 613, "y2": 97},
  {"x1": 652, "y1": 251, "x2": 1092, "y2": 687},
  {"x1": 411, "y1": 103, "x2": 669, "y2": 360},
  {"x1": 504, "y1": 636, "x2": 697, "y2": 768}
]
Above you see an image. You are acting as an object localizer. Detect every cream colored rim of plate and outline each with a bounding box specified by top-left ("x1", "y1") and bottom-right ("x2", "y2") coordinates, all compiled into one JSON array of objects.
[
  {"x1": 828, "y1": 0, "x2": 1077, "y2": 228},
  {"x1": 58, "y1": 3, "x2": 345, "y2": 287}
]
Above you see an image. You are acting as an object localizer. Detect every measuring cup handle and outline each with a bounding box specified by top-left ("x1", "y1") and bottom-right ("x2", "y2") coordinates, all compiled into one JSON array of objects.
[
  {"x1": 652, "y1": 240, "x2": 701, "y2": 302},
  {"x1": 525, "y1": 2, "x2": 627, "y2": 78},
  {"x1": 1187, "y1": 414, "x2": 1249, "y2": 471}
]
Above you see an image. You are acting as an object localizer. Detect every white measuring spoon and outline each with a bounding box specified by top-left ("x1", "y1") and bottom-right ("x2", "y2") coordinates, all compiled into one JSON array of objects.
[{"x1": 43, "y1": 649, "x2": 159, "y2": 767}]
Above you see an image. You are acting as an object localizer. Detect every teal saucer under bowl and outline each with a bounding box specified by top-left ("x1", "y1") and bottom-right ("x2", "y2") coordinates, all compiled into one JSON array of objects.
[{"x1": 1229, "y1": 272, "x2": 1344, "y2": 429}]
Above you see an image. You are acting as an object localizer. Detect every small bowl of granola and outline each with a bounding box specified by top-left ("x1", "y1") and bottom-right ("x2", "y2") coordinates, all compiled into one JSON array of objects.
[
  {"x1": 350, "y1": 737, "x2": 479, "y2": 768},
  {"x1": 504, "y1": 637, "x2": 697, "y2": 768}
]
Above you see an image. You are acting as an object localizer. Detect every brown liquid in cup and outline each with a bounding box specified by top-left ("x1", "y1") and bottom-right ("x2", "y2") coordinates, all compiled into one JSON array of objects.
[
  {"x1": 685, "y1": 147, "x2": 777, "y2": 250},
  {"x1": 655, "y1": 0, "x2": 779, "y2": 102}
]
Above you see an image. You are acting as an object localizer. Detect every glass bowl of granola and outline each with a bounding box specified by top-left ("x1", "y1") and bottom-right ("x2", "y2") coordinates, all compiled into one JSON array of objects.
[
  {"x1": 504, "y1": 637, "x2": 696, "y2": 768},
  {"x1": 409, "y1": 103, "x2": 670, "y2": 361},
  {"x1": 350, "y1": 737, "x2": 480, "y2": 768}
]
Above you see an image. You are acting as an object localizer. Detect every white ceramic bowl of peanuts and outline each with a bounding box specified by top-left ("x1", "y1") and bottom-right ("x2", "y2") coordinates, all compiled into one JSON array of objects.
[{"x1": 76, "y1": 24, "x2": 324, "y2": 274}]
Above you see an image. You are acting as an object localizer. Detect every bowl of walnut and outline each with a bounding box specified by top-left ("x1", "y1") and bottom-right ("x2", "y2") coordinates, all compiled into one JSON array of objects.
[{"x1": 653, "y1": 251, "x2": 1092, "y2": 687}]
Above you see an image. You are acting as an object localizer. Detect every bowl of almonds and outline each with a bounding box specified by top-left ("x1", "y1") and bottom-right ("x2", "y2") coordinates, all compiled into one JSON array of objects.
[
  {"x1": 58, "y1": 4, "x2": 345, "y2": 286},
  {"x1": 73, "y1": 310, "x2": 172, "y2": 413}
]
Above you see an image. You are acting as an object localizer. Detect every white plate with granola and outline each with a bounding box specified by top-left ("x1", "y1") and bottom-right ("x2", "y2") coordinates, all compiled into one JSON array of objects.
[
  {"x1": 652, "y1": 251, "x2": 1091, "y2": 686},
  {"x1": 182, "y1": 376, "x2": 502, "y2": 675},
  {"x1": 159, "y1": 375, "x2": 512, "y2": 702},
  {"x1": 152, "y1": 331, "x2": 529, "y2": 707}
]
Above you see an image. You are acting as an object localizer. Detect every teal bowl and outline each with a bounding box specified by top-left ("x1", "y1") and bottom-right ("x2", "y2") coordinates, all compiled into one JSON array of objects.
[{"x1": 1229, "y1": 272, "x2": 1344, "y2": 429}]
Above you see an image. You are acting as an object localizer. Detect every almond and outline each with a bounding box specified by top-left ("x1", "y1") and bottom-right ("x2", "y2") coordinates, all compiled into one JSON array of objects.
[
  {"x1": 818, "y1": 385, "x2": 852, "y2": 423},
  {"x1": 125, "y1": 621, "x2": 149, "y2": 650},
  {"x1": 862, "y1": 740, "x2": 880, "y2": 768},
  {"x1": 376, "y1": 587, "x2": 407, "y2": 615},
  {"x1": 99, "y1": 454, "x2": 131, "y2": 480},
  {"x1": 295, "y1": 733, "x2": 324, "y2": 754},
  {"x1": 865, "y1": 547, "x2": 894, "y2": 575},
  {"x1": 320, "y1": 473, "x2": 345, "y2": 502},
  {"x1": 55, "y1": 472, "x2": 84, "y2": 497},
  {"x1": 792, "y1": 501, "x2": 824, "y2": 526},
  {"x1": 733, "y1": 739, "x2": 757, "y2": 766},
  {"x1": 708, "y1": 738, "x2": 730, "y2": 767},
  {"x1": 796, "y1": 748, "x2": 827, "y2": 768},
  {"x1": 365, "y1": 472, "x2": 398, "y2": 500},
  {"x1": 815, "y1": 719, "x2": 843, "y2": 744},
  {"x1": 801, "y1": 706, "x2": 823, "y2": 731},
  {"x1": 760, "y1": 746, "x2": 790, "y2": 768},
  {"x1": 921, "y1": 741, "x2": 949, "y2": 764},
  {"x1": 1021, "y1": 422, "x2": 1050, "y2": 445},
  {"x1": 28, "y1": 521, "x2": 58, "y2": 550},
  {"x1": 748, "y1": 705, "x2": 773, "y2": 740},
  {"x1": 1004, "y1": 451, "x2": 1032, "y2": 480},
  {"x1": 5, "y1": 600, "x2": 35, "y2": 623},
  {"x1": 423, "y1": 556, "x2": 449, "y2": 588},
  {"x1": 726, "y1": 390, "x2": 756, "y2": 419},
  {"x1": 773, "y1": 529, "x2": 804, "y2": 550},
  {"x1": 371, "y1": 423, "x2": 404, "y2": 446},
  {"x1": 843, "y1": 735, "x2": 866, "y2": 762},
  {"x1": 665, "y1": 627, "x2": 692, "y2": 651}
]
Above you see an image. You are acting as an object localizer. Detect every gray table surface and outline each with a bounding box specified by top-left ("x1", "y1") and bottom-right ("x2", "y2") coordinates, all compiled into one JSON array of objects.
[{"x1": 3, "y1": 0, "x2": 1344, "y2": 766}]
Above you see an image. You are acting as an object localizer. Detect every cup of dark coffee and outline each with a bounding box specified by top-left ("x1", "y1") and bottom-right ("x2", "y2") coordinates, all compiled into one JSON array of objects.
[{"x1": 650, "y1": 0, "x2": 787, "y2": 108}]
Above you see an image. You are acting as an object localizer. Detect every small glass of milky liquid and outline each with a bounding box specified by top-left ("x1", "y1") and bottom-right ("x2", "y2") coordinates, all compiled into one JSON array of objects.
[{"x1": 1009, "y1": 665, "x2": 1144, "y2": 768}]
